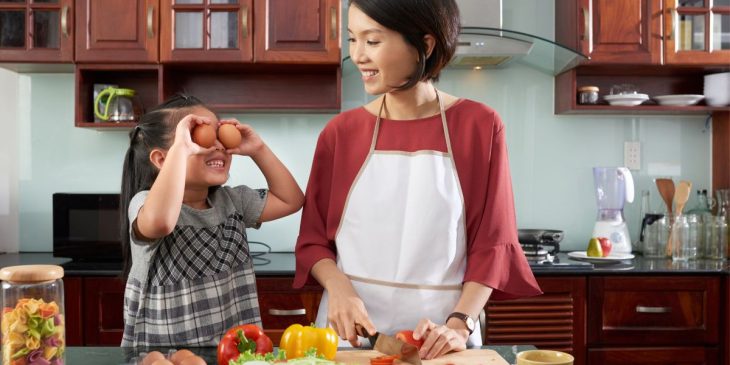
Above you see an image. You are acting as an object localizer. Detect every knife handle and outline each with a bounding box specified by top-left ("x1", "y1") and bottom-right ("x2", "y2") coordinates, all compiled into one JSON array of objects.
[{"x1": 354, "y1": 323, "x2": 370, "y2": 337}]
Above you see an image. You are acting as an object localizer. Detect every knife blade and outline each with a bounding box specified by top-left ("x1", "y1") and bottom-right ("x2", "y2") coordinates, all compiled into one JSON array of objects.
[{"x1": 356, "y1": 324, "x2": 422, "y2": 365}]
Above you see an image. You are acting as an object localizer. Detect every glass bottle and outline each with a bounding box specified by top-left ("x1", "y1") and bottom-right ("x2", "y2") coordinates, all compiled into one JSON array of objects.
[
  {"x1": 687, "y1": 189, "x2": 713, "y2": 257},
  {"x1": 0, "y1": 265, "x2": 65, "y2": 365},
  {"x1": 706, "y1": 216, "x2": 728, "y2": 260}
]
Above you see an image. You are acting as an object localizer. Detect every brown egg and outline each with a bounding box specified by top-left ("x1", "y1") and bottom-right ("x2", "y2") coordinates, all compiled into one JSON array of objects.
[
  {"x1": 192, "y1": 124, "x2": 217, "y2": 148},
  {"x1": 169, "y1": 349, "x2": 196, "y2": 365},
  {"x1": 179, "y1": 356, "x2": 207, "y2": 365},
  {"x1": 140, "y1": 351, "x2": 165, "y2": 365},
  {"x1": 218, "y1": 124, "x2": 242, "y2": 149},
  {"x1": 150, "y1": 359, "x2": 174, "y2": 365}
]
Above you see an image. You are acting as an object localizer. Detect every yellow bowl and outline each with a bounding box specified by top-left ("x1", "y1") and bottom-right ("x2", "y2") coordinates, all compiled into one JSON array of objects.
[{"x1": 516, "y1": 350, "x2": 575, "y2": 365}]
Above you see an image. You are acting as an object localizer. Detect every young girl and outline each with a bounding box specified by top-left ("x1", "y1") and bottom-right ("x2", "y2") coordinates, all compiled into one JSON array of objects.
[
  {"x1": 294, "y1": 0, "x2": 541, "y2": 360},
  {"x1": 120, "y1": 94, "x2": 304, "y2": 347}
]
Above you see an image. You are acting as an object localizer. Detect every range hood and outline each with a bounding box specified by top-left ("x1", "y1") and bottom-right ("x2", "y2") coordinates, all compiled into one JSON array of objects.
[{"x1": 452, "y1": 0, "x2": 587, "y2": 75}]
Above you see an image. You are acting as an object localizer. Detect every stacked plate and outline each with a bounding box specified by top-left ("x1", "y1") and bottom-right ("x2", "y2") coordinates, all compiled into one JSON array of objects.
[
  {"x1": 653, "y1": 94, "x2": 704, "y2": 106},
  {"x1": 603, "y1": 93, "x2": 649, "y2": 106}
]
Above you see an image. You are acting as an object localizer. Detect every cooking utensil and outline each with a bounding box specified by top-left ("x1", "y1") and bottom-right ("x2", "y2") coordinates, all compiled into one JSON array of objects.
[
  {"x1": 356, "y1": 324, "x2": 421, "y2": 365},
  {"x1": 334, "y1": 349, "x2": 508, "y2": 365},
  {"x1": 655, "y1": 178, "x2": 675, "y2": 215},
  {"x1": 666, "y1": 180, "x2": 692, "y2": 256}
]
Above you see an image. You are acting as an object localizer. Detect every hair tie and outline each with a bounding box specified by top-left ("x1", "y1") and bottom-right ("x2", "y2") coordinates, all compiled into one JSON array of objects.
[{"x1": 131, "y1": 125, "x2": 142, "y2": 140}]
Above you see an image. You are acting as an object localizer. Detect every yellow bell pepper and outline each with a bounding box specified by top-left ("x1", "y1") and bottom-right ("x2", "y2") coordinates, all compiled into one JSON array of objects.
[{"x1": 279, "y1": 323, "x2": 338, "y2": 360}]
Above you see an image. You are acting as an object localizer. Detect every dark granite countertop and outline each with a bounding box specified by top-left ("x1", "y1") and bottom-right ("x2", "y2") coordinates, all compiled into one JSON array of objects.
[
  {"x1": 64, "y1": 345, "x2": 537, "y2": 364},
  {"x1": 1, "y1": 252, "x2": 728, "y2": 277}
]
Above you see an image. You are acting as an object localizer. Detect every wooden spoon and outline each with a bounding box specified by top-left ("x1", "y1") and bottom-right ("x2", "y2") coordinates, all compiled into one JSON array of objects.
[
  {"x1": 666, "y1": 180, "x2": 692, "y2": 256},
  {"x1": 655, "y1": 178, "x2": 675, "y2": 214}
]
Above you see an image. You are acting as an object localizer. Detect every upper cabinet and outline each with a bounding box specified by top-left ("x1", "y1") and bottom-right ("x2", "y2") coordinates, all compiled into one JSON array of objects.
[
  {"x1": 0, "y1": 0, "x2": 73, "y2": 62},
  {"x1": 558, "y1": 0, "x2": 663, "y2": 64},
  {"x1": 160, "y1": 0, "x2": 253, "y2": 62},
  {"x1": 664, "y1": 0, "x2": 730, "y2": 65},
  {"x1": 253, "y1": 0, "x2": 340, "y2": 64},
  {"x1": 75, "y1": 0, "x2": 159, "y2": 63}
]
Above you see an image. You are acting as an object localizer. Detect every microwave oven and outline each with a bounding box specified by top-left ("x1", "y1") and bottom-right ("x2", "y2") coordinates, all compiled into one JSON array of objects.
[{"x1": 52, "y1": 193, "x2": 123, "y2": 262}]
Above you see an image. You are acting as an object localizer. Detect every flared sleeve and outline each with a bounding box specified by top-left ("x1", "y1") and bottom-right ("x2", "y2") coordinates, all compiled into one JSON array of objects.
[
  {"x1": 293, "y1": 128, "x2": 338, "y2": 288},
  {"x1": 462, "y1": 123, "x2": 542, "y2": 300}
]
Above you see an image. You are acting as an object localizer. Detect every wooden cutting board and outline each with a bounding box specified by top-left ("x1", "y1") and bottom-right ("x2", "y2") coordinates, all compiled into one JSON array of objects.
[{"x1": 334, "y1": 349, "x2": 508, "y2": 365}]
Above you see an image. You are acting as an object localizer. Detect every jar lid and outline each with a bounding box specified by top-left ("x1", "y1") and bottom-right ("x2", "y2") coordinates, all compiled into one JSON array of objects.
[
  {"x1": 578, "y1": 86, "x2": 599, "y2": 92},
  {"x1": 0, "y1": 265, "x2": 64, "y2": 282}
]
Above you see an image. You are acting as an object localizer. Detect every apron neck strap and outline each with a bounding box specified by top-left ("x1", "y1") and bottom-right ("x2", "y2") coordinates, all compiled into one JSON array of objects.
[{"x1": 370, "y1": 88, "x2": 453, "y2": 154}]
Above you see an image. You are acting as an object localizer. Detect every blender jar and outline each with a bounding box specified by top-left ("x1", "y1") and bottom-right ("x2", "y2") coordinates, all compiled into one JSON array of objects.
[{"x1": 0, "y1": 265, "x2": 65, "y2": 365}]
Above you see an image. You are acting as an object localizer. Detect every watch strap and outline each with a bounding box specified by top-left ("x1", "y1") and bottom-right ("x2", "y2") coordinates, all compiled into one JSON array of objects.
[{"x1": 446, "y1": 311, "x2": 475, "y2": 335}]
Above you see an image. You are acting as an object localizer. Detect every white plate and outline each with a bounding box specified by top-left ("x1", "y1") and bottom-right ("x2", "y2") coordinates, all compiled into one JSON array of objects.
[
  {"x1": 567, "y1": 251, "x2": 635, "y2": 263},
  {"x1": 603, "y1": 94, "x2": 649, "y2": 106},
  {"x1": 653, "y1": 94, "x2": 704, "y2": 106}
]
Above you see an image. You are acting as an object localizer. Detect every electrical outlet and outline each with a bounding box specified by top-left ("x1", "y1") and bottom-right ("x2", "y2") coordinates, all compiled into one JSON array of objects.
[{"x1": 624, "y1": 141, "x2": 641, "y2": 170}]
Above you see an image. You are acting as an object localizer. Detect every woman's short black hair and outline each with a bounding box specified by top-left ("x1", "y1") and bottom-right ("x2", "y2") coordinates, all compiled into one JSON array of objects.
[{"x1": 349, "y1": 0, "x2": 460, "y2": 90}]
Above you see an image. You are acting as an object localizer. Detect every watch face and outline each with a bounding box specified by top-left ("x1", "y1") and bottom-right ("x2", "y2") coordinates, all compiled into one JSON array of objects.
[{"x1": 465, "y1": 316, "x2": 475, "y2": 331}]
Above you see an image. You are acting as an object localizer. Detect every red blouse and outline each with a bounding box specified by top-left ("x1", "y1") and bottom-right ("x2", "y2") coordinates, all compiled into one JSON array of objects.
[{"x1": 294, "y1": 99, "x2": 542, "y2": 300}]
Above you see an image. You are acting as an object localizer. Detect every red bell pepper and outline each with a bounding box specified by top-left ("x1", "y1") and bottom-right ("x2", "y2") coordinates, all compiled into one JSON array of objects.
[{"x1": 217, "y1": 324, "x2": 273, "y2": 365}]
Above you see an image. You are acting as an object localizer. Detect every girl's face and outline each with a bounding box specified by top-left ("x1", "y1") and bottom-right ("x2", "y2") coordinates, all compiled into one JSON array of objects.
[
  {"x1": 348, "y1": 5, "x2": 419, "y2": 95},
  {"x1": 184, "y1": 107, "x2": 232, "y2": 188}
]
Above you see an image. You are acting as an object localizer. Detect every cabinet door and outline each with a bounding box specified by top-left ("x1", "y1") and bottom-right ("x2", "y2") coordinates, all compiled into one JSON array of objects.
[
  {"x1": 75, "y1": 0, "x2": 159, "y2": 63},
  {"x1": 256, "y1": 277, "x2": 323, "y2": 344},
  {"x1": 588, "y1": 276, "x2": 720, "y2": 346},
  {"x1": 83, "y1": 277, "x2": 125, "y2": 345},
  {"x1": 587, "y1": 0, "x2": 663, "y2": 64},
  {"x1": 253, "y1": 0, "x2": 340, "y2": 64},
  {"x1": 0, "y1": 0, "x2": 73, "y2": 62},
  {"x1": 664, "y1": 0, "x2": 730, "y2": 64},
  {"x1": 161, "y1": 0, "x2": 253, "y2": 62},
  {"x1": 484, "y1": 277, "x2": 586, "y2": 365},
  {"x1": 63, "y1": 277, "x2": 83, "y2": 346},
  {"x1": 587, "y1": 347, "x2": 719, "y2": 365}
]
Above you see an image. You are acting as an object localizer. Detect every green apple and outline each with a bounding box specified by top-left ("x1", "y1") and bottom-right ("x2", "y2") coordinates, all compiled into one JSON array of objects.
[{"x1": 587, "y1": 237, "x2": 603, "y2": 257}]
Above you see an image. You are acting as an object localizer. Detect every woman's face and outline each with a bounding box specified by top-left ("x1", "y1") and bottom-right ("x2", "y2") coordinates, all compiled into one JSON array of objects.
[
  {"x1": 185, "y1": 107, "x2": 232, "y2": 188},
  {"x1": 348, "y1": 5, "x2": 419, "y2": 95}
]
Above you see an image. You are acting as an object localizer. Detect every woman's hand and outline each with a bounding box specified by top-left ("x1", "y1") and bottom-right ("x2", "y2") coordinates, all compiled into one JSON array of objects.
[
  {"x1": 325, "y1": 278, "x2": 376, "y2": 347},
  {"x1": 219, "y1": 119, "x2": 265, "y2": 157},
  {"x1": 174, "y1": 114, "x2": 217, "y2": 155},
  {"x1": 413, "y1": 319, "x2": 468, "y2": 360}
]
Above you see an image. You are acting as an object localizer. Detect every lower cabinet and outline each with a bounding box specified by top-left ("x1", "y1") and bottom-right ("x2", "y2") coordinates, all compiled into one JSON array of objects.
[
  {"x1": 256, "y1": 276, "x2": 323, "y2": 344},
  {"x1": 63, "y1": 277, "x2": 83, "y2": 346},
  {"x1": 483, "y1": 276, "x2": 587, "y2": 365},
  {"x1": 64, "y1": 276, "x2": 126, "y2": 346}
]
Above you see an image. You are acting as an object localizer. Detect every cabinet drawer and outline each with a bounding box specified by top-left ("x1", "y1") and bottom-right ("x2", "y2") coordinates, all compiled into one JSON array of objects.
[
  {"x1": 588, "y1": 276, "x2": 720, "y2": 346},
  {"x1": 587, "y1": 346, "x2": 719, "y2": 365},
  {"x1": 256, "y1": 277, "x2": 323, "y2": 343}
]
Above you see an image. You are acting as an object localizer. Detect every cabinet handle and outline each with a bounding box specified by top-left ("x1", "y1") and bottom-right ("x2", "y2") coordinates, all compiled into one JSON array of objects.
[
  {"x1": 636, "y1": 305, "x2": 672, "y2": 313},
  {"x1": 268, "y1": 308, "x2": 306, "y2": 316},
  {"x1": 241, "y1": 6, "x2": 249, "y2": 39},
  {"x1": 581, "y1": 7, "x2": 588, "y2": 41},
  {"x1": 330, "y1": 6, "x2": 337, "y2": 40},
  {"x1": 147, "y1": 5, "x2": 155, "y2": 39},
  {"x1": 61, "y1": 5, "x2": 69, "y2": 38}
]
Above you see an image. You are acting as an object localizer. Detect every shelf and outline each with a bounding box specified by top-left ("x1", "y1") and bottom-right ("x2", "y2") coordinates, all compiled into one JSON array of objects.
[{"x1": 560, "y1": 104, "x2": 730, "y2": 115}]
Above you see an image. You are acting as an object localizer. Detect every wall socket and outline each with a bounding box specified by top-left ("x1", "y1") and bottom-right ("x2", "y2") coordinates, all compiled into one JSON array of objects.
[{"x1": 624, "y1": 141, "x2": 641, "y2": 170}]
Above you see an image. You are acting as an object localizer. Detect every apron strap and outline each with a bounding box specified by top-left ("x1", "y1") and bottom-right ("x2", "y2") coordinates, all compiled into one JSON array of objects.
[{"x1": 346, "y1": 274, "x2": 462, "y2": 291}]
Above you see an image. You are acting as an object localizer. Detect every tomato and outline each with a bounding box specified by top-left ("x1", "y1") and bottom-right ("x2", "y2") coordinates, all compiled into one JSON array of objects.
[
  {"x1": 279, "y1": 324, "x2": 338, "y2": 360},
  {"x1": 217, "y1": 324, "x2": 272, "y2": 365},
  {"x1": 370, "y1": 355, "x2": 400, "y2": 365},
  {"x1": 395, "y1": 330, "x2": 424, "y2": 350}
]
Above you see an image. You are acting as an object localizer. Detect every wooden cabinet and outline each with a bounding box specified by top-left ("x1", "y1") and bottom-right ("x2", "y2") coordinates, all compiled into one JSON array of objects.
[
  {"x1": 160, "y1": 0, "x2": 253, "y2": 62},
  {"x1": 63, "y1": 276, "x2": 83, "y2": 346},
  {"x1": 0, "y1": 0, "x2": 74, "y2": 62},
  {"x1": 75, "y1": 0, "x2": 159, "y2": 63},
  {"x1": 253, "y1": 0, "x2": 340, "y2": 64},
  {"x1": 484, "y1": 277, "x2": 586, "y2": 365},
  {"x1": 587, "y1": 276, "x2": 721, "y2": 365},
  {"x1": 556, "y1": 0, "x2": 663, "y2": 65},
  {"x1": 256, "y1": 276, "x2": 323, "y2": 344},
  {"x1": 83, "y1": 277, "x2": 125, "y2": 346},
  {"x1": 663, "y1": 0, "x2": 730, "y2": 65}
]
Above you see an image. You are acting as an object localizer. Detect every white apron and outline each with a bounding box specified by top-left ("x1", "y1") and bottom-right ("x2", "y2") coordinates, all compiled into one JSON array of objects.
[{"x1": 315, "y1": 91, "x2": 482, "y2": 346}]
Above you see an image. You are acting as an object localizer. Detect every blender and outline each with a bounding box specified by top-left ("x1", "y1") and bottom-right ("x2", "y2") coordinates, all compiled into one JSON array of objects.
[{"x1": 592, "y1": 167, "x2": 635, "y2": 254}]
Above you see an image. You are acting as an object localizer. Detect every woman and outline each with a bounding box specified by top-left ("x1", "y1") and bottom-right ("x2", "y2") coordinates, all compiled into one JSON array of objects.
[{"x1": 294, "y1": 0, "x2": 541, "y2": 359}]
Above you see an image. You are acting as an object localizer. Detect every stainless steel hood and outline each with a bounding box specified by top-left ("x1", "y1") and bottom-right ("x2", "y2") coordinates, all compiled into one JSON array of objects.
[{"x1": 452, "y1": 0, "x2": 587, "y2": 75}]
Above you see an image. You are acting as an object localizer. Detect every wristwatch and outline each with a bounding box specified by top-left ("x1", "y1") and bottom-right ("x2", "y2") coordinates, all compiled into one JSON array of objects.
[{"x1": 446, "y1": 312, "x2": 475, "y2": 335}]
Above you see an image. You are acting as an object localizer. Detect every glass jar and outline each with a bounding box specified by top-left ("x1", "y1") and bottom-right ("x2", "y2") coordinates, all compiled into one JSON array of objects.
[
  {"x1": 672, "y1": 215, "x2": 700, "y2": 261},
  {"x1": 0, "y1": 265, "x2": 65, "y2": 365},
  {"x1": 642, "y1": 213, "x2": 666, "y2": 258},
  {"x1": 578, "y1": 86, "x2": 599, "y2": 104},
  {"x1": 705, "y1": 216, "x2": 728, "y2": 260}
]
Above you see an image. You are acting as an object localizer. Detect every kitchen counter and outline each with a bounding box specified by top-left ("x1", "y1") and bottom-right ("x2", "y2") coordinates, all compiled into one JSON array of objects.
[{"x1": 62, "y1": 345, "x2": 537, "y2": 364}]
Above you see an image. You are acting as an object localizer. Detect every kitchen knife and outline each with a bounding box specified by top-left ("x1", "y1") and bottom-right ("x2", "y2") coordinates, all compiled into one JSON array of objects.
[{"x1": 356, "y1": 324, "x2": 422, "y2": 365}]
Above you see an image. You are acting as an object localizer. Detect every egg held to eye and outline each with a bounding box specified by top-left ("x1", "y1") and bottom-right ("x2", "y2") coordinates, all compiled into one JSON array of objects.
[
  {"x1": 218, "y1": 124, "x2": 242, "y2": 149},
  {"x1": 179, "y1": 356, "x2": 207, "y2": 365},
  {"x1": 192, "y1": 124, "x2": 217, "y2": 148},
  {"x1": 169, "y1": 349, "x2": 196, "y2": 365},
  {"x1": 140, "y1": 351, "x2": 165, "y2": 365}
]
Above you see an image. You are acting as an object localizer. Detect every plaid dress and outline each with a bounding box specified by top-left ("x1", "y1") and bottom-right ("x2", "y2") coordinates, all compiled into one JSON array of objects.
[{"x1": 122, "y1": 186, "x2": 267, "y2": 347}]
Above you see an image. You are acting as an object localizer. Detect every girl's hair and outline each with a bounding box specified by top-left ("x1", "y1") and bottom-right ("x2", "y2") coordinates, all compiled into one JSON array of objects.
[
  {"x1": 349, "y1": 0, "x2": 460, "y2": 90},
  {"x1": 119, "y1": 93, "x2": 205, "y2": 279}
]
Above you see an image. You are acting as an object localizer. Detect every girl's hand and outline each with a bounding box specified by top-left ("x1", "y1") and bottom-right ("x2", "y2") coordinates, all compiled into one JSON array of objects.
[
  {"x1": 220, "y1": 119, "x2": 265, "y2": 157},
  {"x1": 326, "y1": 281, "x2": 376, "y2": 347},
  {"x1": 413, "y1": 318, "x2": 468, "y2": 360},
  {"x1": 174, "y1": 114, "x2": 218, "y2": 155}
]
